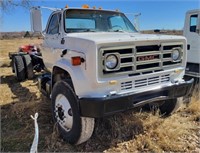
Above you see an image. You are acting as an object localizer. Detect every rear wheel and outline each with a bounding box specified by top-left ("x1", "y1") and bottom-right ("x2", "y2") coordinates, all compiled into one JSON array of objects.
[
  {"x1": 51, "y1": 80, "x2": 94, "y2": 144},
  {"x1": 11, "y1": 55, "x2": 15, "y2": 73},
  {"x1": 13, "y1": 55, "x2": 26, "y2": 81},
  {"x1": 22, "y1": 54, "x2": 34, "y2": 79}
]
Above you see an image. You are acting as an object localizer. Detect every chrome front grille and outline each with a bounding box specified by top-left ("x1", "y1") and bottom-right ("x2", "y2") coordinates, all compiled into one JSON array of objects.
[
  {"x1": 121, "y1": 74, "x2": 170, "y2": 91},
  {"x1": 121, "y1": 81, "x2": 132, "y2": 90},
  {"x1": 101, "y1": 43, "x2": 183, "y2": 76}
]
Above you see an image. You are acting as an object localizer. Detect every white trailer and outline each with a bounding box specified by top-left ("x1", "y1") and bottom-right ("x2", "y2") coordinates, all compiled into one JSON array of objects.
[{"x1": 184, "y1": 9, "x2": 200, "y2": 78}]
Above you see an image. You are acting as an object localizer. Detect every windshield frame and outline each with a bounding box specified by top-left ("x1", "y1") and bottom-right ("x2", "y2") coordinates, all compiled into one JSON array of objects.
[{"x1": 63, "y1": 8, "x2": 138, "y2": 33}]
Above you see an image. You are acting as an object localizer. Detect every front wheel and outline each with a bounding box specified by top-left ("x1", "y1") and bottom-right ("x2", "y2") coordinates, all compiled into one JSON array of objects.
[
  {"x1": 51, "y1": 81, "x2": 94, "y2": 145},
  {"x1": 148, "y1": 98, "x2": 183, "y2": 116},
  {"x1": 159, "y1": 98, "x2": 183, "y2": 116}
]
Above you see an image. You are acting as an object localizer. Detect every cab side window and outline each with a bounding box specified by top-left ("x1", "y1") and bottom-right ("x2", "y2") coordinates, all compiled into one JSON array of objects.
[
  {"x1": 47, "y1": 13, "x2": 61, "y2": 34},
  {"x1": 190, "y1": 14, "x2": 198, "y2": 32}
]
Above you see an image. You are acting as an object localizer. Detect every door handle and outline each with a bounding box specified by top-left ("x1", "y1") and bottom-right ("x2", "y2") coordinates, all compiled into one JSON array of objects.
[
  {"x1": 187, "y1": 44, "x2": 190, "y2": 50},
  {"x1": 61, "y1": 38, "x2": 65, "y2": 44}
]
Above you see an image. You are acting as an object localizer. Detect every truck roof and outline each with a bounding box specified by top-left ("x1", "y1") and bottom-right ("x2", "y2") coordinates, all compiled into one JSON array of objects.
[
  {"x1": 33, "y1": 5, "x2": 122, "y2": 12},
  {"x1": 186, "y1": 9, "x2": 200, "y2": 14},
  {"x1": 63, "y1": 8, "x2": 123, "y2": 14}
]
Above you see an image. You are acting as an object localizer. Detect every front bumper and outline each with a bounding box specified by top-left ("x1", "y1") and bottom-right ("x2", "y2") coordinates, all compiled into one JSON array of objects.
[
  {"x1": 185, "y1": 71, "x2": 200, "y2": 78},
  {"x1": 185, "y1": 63, "x2": 200, "y2": 78},
  {"x1": 79, "y1": 79, "x2": 194, "y2": 118}
]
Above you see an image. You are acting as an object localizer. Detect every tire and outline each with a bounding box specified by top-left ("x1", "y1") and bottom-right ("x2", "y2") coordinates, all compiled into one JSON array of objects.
[
  {"x1": 11, "y1": 55, "x2": 15, "y2": 73},
  {"x1": 13, "y1": 55, "x2": 26, "y2": 81},
  {"x1": 22, "y1": 54, "x2": 34, "y2": 79},
  {"x1": 192, "y1": 80, "x2": 200, "y2": 100},
  {"x1": 159, "y1": 98, "x2": 183, "y2": 116},
  {"x1": 51, "y1": 80, "x2": 94, "y2": 145}
]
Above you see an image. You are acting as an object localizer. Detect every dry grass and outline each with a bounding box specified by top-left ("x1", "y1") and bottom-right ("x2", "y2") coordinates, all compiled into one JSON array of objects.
[
  {"x1": 105, "y1": 107, "x2": 200, "y2": 153},
  {"x1": 1, "y1": 38, "x2": 200, "y2": 152},
  {"x1": 0, "y1": 38, "x2": 42, "y2": 68}
]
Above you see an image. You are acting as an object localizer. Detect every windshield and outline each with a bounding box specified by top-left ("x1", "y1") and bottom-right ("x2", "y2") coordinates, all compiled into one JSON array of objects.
[{"x1": 64, "y1": 9, "x2": 137, "y2": 33}]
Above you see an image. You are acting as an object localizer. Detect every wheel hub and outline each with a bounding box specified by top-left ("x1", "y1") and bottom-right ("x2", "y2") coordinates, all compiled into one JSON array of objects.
[
  {"x1": 57, "y1": 107, "x2": 65, "y2": 120},
  {"x1": 55, "y1": 94, "x2": 73, "y2": 131}
]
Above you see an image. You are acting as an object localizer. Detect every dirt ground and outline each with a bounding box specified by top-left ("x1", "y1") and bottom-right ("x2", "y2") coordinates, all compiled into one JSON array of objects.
[{"x1": 0, "y1": 38, "x2": 200, "y2": 152}]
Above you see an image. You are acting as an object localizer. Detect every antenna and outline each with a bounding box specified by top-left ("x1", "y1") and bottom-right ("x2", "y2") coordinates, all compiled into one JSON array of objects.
[
  {"x1": 134, "y1": 13, "x2": 141, "y2": 32},
  {"x1": 125, "y1": 13, "x2": 141, "y2": 31}
]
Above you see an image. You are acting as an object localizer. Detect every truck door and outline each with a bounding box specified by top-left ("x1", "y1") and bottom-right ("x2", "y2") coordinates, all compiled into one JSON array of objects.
[
  {"x1": 42, "y1": 12, "x2": 63, "y2": 70},
  {"x1": 184, "y1": 11, "x2": 200, "y2": 64}
]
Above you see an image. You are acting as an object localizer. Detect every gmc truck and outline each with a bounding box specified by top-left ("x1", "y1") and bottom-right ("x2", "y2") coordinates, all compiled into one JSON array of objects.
[{"x1": 12, "y1": 5, "x2": 193, "y2": 144}]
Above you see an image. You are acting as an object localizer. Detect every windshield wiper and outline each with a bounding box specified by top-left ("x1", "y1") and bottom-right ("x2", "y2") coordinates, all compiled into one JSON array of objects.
[
  {"x1": 82, "y1": 29, "x2": 97, "y2": 32},
  {"x1": 108, "y1": 29, "x2": 125, "y2": 32}
]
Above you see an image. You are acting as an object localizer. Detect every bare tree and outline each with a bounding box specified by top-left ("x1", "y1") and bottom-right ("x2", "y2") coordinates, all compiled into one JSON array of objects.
[{"x1": 0, "y1": 0, "x2": 32, "y2": 12}]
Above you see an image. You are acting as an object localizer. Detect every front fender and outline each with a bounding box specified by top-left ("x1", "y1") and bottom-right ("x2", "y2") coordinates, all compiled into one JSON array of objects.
[{"x1": 53, "y1": 58, "x2": 89, "y2": 97}]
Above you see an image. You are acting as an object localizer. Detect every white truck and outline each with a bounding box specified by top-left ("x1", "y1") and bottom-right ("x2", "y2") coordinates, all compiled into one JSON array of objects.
[
  {"x1": 184, "y1": 9, "x2": 200, "y2": 78},
  {"x1": 13, "y1": 5, "x2": 194, "y2": 144}
]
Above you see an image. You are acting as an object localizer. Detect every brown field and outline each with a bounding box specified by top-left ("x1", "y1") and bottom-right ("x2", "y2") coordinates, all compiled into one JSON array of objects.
[{"x1": 0, "y1": 38, "x2": 200, "y2": 152}]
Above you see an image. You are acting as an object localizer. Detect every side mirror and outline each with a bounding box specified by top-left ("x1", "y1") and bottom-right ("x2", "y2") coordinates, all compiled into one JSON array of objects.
[
  {"x1": 30, "y1": 7, "x2": 42, "y2": 33},
  {"x1": 197, "y1": 14, "x2": 200, "y2": 34},
  {"x1": 196, "y1": 20, "x2": 200, "y2": 34},
  {"x1": 196, "y1": 29, "x2": 200, "y2": 34}
]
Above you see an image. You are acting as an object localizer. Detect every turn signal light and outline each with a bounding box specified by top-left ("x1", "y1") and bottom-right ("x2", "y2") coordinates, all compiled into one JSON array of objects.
[
  {"x1": 82, "y1": 4, "x2": 89, "y2": 8},
  {"x1": 71, "y1": 56, "x2": 82, "y2": 66},
  {"x1": 109, "y1": 80, "x2": 118, "y2": 85},
  {"x1": 174, "y1": 69, "x2": 182, "y2": 74}
]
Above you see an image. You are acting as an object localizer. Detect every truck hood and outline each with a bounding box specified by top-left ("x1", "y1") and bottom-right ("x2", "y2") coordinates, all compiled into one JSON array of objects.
[{"x1": 66, "y1": 32, "x2": 185, "y2": 44}]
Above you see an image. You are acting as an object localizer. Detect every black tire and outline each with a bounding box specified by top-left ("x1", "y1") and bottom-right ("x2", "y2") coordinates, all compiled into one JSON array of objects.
[
  {"x1": 11, "y1": 55, "x2": 15, "y2": 73},
  {"x1": 22, "y1": 54, "x2": 34, "y2": 79},
  {"x1": 159, "y1": 98, "x2": 182, "y2": 116},
  {"x1": 13, "y1": 55, "x2": 26, "y2": 81},
  {"x1": 51, "y1": 81, "x2": 94, "y2": 144}
]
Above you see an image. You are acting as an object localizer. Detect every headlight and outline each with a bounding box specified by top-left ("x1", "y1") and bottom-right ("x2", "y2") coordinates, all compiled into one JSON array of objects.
[
  {"x1": 172, "y1": 49, "x2": 180, "y2": 61},
  {"x1": 105, "y1": 54, "x2": 118, "y2": 69}
]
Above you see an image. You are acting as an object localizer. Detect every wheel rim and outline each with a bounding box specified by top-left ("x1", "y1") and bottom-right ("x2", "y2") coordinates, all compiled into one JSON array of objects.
[{"x1": 55, "y1": 94, "x2": 73, "y2": 131}]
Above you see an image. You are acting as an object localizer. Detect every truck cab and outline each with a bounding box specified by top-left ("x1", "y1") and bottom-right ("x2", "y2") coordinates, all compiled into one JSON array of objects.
[
  {"x1": 184, "y1": 9, "x2": 200, "y2": 78},
  {"x1": 30, "y1": 5, "x2": 194, "y2": 145}
]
